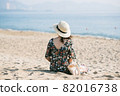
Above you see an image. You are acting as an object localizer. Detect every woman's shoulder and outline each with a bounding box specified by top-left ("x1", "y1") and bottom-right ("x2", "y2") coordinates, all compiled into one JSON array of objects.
[
  {"x1": 67, "y1": 38, "x2": 73, "y2": 44},
  {"x1": 49, "y1": 38, "x2": 54, "y2": 43},
  {"x1": 65, "y1": 39, "x2": 73, "y2": 47},
  {"x1": 47, "y1": 38, "x2": 54, "y2": 46}
]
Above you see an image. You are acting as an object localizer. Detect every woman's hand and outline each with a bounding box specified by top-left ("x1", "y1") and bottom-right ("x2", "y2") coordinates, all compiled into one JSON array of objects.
[{"x1": 68, "y1": 58, "x2": 72, "y2": 64}]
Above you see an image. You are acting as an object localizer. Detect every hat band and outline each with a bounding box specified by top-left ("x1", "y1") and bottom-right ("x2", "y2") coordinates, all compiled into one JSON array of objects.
[{"x1": 56, "y1": 25, "x2": 67, "y2": 34}]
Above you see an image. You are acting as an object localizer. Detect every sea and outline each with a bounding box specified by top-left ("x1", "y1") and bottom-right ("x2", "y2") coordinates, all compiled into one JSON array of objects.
[{"x1": 0, "y1": 11, "x2": 120, "y2": 39}]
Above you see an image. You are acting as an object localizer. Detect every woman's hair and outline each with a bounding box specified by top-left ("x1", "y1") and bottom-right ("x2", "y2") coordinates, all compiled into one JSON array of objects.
[{"x1": 60, "y1": 36, "x2": 72, "y2": 43}]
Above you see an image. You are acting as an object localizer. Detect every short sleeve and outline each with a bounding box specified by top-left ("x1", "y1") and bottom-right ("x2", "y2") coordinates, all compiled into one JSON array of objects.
[
  {"x1": 68, "y1": 40, "x2": 76, "y2": 59},
  {"x1": 45, "y1": 39, "x2": 52, "y2": 58}
]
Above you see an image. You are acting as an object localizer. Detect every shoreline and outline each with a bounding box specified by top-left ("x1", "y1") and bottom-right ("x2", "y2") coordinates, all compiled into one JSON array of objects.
[
  {"x1": 0, "y1": 28, "x2": 119, "y2": 40},
  {"x1": 0, "y1": 29, "x2": 120, "y2": 80}
]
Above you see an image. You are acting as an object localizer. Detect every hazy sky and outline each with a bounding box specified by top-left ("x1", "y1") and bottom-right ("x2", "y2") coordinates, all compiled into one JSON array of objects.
[
  {"x1": 16, "y1": 0, "x2": 120, "y2": 6},
  {"x1": 16, "y1": 0, "x2": 119, "y2": 11},
  {"x1": 13, "y1": 0, "x2": 120, "y2": 14}
]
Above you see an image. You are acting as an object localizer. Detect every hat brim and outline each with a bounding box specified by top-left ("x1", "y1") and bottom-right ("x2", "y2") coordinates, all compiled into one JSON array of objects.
[{"x1": 53, "y1": 24, "x2": 71, "y2": 38}]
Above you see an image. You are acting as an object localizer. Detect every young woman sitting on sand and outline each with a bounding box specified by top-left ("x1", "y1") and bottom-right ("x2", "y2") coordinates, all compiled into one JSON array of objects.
[{"x1": 45, "y1": 21, "x2": 76, "y2": 74}]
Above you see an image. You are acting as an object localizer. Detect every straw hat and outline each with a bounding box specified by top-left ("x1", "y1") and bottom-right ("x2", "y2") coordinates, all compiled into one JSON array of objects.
[{"x1": 53, "y1": 21, "x2": 71, "y2": 38}]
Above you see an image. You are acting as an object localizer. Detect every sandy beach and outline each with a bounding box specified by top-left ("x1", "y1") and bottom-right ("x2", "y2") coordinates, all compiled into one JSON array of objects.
[{"x1": 0, "y1": 29, "x2": 120, "y2": 80}]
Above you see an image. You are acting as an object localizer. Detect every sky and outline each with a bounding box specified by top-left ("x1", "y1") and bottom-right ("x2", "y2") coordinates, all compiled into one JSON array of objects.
[
  {"x1": 15, "y1": 0, "x2": 120, "y2": 14},
  {"x1": 0, "y1": 0, "x2": 117, "y2": 15},
  {"x1": 16, "y1": 0, "x2": 120, "y2": 6},
  {"x1": 16, "y1": 0, "x2": 120, "y2": 10}
]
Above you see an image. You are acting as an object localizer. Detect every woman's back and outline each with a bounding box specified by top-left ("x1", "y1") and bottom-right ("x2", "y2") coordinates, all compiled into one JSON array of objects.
[
  {"x1": 45, "y1": 37, "x2": 76, "y2": 74},
  {"x1": 53, "y1": 37, "x2": 68, "y2": 50}
]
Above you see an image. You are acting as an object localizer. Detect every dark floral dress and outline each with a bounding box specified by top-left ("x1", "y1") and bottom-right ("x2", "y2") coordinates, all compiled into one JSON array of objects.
[{"x1": 45, "y1": 38, "x2": 76, "y2": 74}]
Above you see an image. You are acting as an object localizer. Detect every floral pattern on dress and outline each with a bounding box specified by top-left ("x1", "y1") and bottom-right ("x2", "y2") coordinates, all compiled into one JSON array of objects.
[{"x1": 45, "y1": 38, "x2": 76, "y2": 74}]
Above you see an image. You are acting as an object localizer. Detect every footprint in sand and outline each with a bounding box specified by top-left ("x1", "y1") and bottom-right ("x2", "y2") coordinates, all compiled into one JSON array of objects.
[
  {"x1": 2, "y1": 72, "x2": 8, "y2": 75},
  {"x1": 102, "y1": 75, "x2": 114, "y2": 78},
  {"x1": 40, "y1": 73, "x2": 44, "y2": 75},
  {"x1": 4, "y1": 68, "x2": 19, "y2": 72},
  {"x1": 16, "y1": 77, "x2": 22, "y2": 80},
  {"x1": 14, "y1": 74, "x2": 17, "y2": 76},
  {"x1": 28, "y1": 72, "x2": 34, "y2": 76},
  {"x1": 34, "y1": 65, "x2": 41, "y2": 69},
  {"x1": 3, "y1": 73, "x2": 8, "y2": 75},
  {"x1": 93, "y1": 71, "x2": 97, "y2": 74},
  {"x1": 14, "y1": 62, "x2": 20, "y2": 64},
  {"x1": 34, "y1": 67, "x2": 38, "y2": 69},
  {"x1": 95, "y1": 76, "x2": 100, "y2": 78},
  {"x1": 76, "y1": 77, "x2": 79, "y2": 79},
  {"x1": 115, "y1": 71, "x2": 119, "y2": 74},
  {"x1": 63, "y1": 76, "x2": 68, "y2": 79},
  {"x1": 4, "y1": 79, "x2": 11, "y2": 80},
  {"x1": 23, "y1": 68, "x2": 32, "y2": 71},
  {"x1": 107, "y1": 78, "x2": 113, "y2": 80},
  {"x1": 116, "y1": 75, "x2": 120, "y2": 78}
]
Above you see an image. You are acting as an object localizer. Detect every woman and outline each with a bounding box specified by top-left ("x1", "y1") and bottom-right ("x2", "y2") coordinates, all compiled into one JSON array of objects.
[{"x1": 45, "y1": 21, "x2": 76, "y2": 74}]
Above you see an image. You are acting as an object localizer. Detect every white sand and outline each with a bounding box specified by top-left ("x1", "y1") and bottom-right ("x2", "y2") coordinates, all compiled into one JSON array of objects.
[{"x1": 0, "y1": 29, "x2": 120, "y2": 80}]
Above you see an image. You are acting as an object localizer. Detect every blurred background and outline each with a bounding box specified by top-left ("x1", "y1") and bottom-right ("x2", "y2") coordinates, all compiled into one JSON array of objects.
[
  {"x1": 0, "y1": 0, "x2": 120, "y2": 39},
  {"x1": 0, "y1": 0, "x2": 120, "y2": 15}
]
